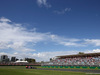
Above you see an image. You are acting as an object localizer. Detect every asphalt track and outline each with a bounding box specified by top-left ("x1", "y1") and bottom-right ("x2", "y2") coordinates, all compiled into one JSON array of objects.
[{"x1": 37, "y1": 68, "x2": 100, "y2": 73}]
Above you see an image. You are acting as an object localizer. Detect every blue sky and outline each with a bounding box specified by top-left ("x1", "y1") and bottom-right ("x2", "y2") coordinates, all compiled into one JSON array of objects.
[{"x1": 0, "y1": 0, "x2": 100, "y2": 61}]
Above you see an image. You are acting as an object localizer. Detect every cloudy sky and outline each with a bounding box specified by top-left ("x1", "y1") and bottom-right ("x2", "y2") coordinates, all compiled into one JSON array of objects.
[{"x1": 0, "y1": 0, "x2": 100, "y2": 62}]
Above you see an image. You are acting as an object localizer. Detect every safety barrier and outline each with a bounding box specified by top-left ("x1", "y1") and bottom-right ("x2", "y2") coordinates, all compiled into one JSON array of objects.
[{"x1": 42, "y1": 66, "x2": 100, "y2": 69}]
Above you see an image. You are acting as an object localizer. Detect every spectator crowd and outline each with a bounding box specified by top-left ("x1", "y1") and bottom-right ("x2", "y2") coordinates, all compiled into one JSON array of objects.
[{"x1": 51, "y1": 56, "x2": 100, "y2": 66}]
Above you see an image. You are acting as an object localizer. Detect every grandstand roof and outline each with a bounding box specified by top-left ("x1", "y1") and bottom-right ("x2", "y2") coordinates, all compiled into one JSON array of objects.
[
  {"x1": 56, "y1": 52, "x2": 100, "y2": 59},
  {"x1": 15, "y1": 60, "x2": 28, "y2": 63}
]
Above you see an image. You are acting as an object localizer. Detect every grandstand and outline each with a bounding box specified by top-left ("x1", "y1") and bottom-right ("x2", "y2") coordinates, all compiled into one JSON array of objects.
[{"x1": 42, "y1": 52, "x2": 100, "y2": 67}]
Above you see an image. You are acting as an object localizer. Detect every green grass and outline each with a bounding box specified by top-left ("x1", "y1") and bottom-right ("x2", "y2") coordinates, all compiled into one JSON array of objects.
[{"x1": 0, "y1": 66, "x2": 99, "y2": 75}]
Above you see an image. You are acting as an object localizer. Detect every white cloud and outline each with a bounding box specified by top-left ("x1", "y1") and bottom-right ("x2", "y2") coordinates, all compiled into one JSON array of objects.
[
  {"x1": 84, "y1": 39, "x2": 100, "y2": 46},
  {"x1": 37, "y1": 0, "x2": 51, "y2": 8},
  {"x1": 50, "y1": 35, "x2": 84, "y2": 47},
  {"x1": 84, "y1": 49, "x2": 100, "y2": 53},
  {"x1": 93, "y1": 49, "x2": 100, "y2": 52},
  {"x1": 0, "y1": 17, "x2": 49, "y2": 52},
  {"x1": 54, "y1": 8, "x2": 71, "y2": 14},
  {"x1": 0, "y1": 51, "x2": 79, "y2": 62},
  {"x1": 1, "y1": 17, "x2": 100, "y2": 62},
  {"x1": 33, "y1": 49, "x2": 99, "y2": 61},
  {"x1": 65, "y1": 8, "x2": 71, "y2": 12},
  {"x1": 32, "y1": 51, "x2": 79, "y2": 61},
  {"x1": 0, "y1": 49, "x2": 100, "y2": 62},
  {"x1": 0, "y1": 17, "x2": 11, "y2": 22},
  {"x1": 0, "y1": 17, "x2": 86, "y2": 52},
  {"x1": 0, "y1": 48, "x2": 100, "y2": 62}
]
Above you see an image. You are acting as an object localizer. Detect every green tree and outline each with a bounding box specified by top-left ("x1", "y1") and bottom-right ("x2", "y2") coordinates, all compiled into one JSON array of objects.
[
  {"x1": 78, "y1": 52, "x2": 84, "y2": 55},
  {"x1": 25, "y1": 58, "x2": 36, "y2": 63}
]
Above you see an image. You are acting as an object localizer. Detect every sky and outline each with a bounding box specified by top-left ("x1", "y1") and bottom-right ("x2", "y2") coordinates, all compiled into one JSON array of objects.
[{"x1": 0, "y1": 0, "x2": 100, "y2": 62}]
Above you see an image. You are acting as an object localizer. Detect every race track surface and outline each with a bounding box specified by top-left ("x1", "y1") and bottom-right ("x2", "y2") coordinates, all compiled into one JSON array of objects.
[{"x1": 37, "y1": 68, "x2": 100, "y2": 73}]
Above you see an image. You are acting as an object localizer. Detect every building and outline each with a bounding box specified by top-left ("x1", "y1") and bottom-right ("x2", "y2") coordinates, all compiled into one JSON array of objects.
[
  {"x1": 11, "y1": 57, "x2": 16, "y2": 62},
  {"x1": 1, "y1": 55, "x2": 9, "y2": 62}
]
